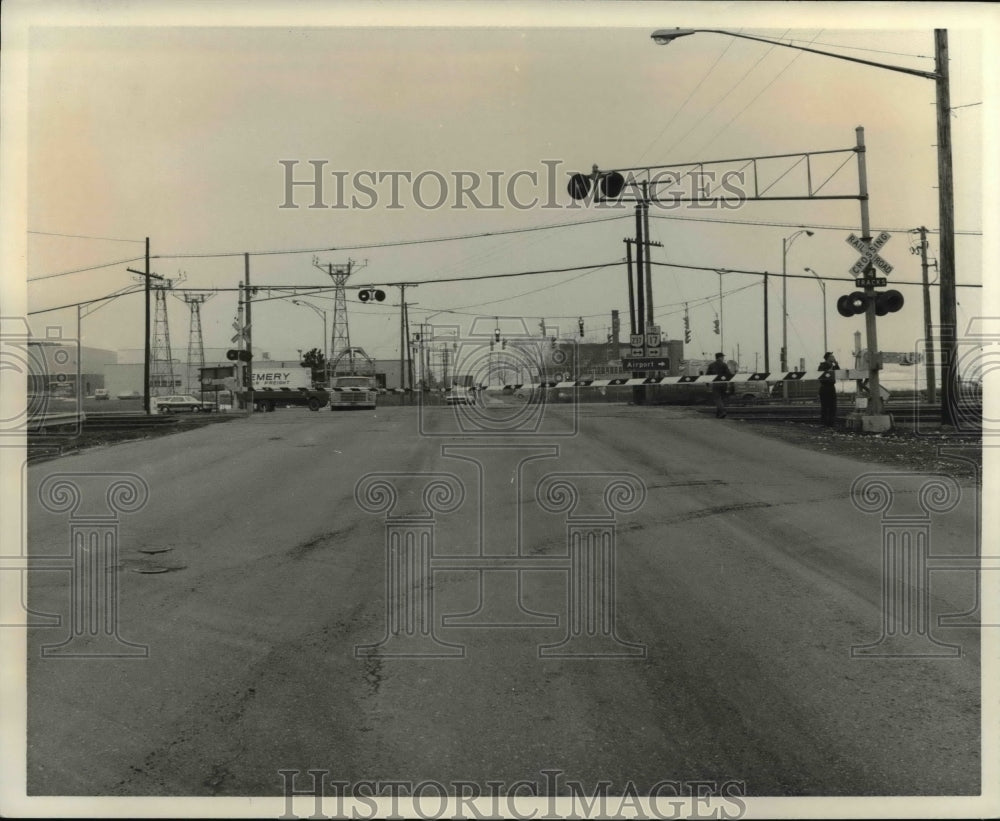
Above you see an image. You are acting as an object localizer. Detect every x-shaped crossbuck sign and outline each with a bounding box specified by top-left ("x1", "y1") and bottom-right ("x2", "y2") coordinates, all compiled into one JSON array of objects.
[{"x1": 847, "y1": 232, "x2": 893, "y2": 276}]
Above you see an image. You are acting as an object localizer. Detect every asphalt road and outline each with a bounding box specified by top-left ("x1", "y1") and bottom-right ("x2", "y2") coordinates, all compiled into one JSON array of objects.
[{"x1": 24, "y1": 398, "x2": 981, "y2": 800}]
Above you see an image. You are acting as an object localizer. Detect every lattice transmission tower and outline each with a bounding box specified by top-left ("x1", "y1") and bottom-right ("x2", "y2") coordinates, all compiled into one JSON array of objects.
[
  {"x1": 312, "y1": 257, "x2": 365, "y2": 376},
  {"x1": 179, "y1": 292, "x2": 215, "y2": 394},
  {"x1": 150, "y1": 285, "x2": 176, "y2": 396}
]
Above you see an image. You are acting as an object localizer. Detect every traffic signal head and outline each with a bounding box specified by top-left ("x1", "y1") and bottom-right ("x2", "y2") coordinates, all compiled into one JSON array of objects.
[
  {"x1": 837, "y1": 291, "x2": 871, "y2": 317},
  {"x1": 567, "y1": 170, "x2": 626, "y2": 201},
  {"x1": 501, "y1": 339, "x2": 507, "y2": 349},
  {"x1": 494, "y1": 329, "x2": 501, "y2": 342},
  {"x1": 578, "y1": 317, "x2": 585, "y2": 337},
  {"x1": 713, "y1": 319, "x2": 720, "y2": 335},
  {"x1": 684, "y1": 330, "x2": 691, "y2": 344},
  {"x1": 358, "y1": 289, "x2": 386, "y2": 302},
  {"x1": 874, "y1": 289, "x2": 904, "y2": 316},
  {"x1": 359, "y1": 289, "x2": 370, "y2": 302}
]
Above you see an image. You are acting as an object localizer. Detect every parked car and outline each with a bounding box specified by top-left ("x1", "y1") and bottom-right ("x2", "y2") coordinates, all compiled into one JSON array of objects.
[
  {"x1": 94, "y1": 389, "x2": 109, "y2": 400},
  {"x1": 117, "y1": 391, "x2": 142, "y2": 400},
  {"x1": 153, "y1": 394, "x2": 215, "y2": 413}
]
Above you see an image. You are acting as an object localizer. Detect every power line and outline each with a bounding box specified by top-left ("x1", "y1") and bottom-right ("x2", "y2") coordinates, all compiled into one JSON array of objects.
[
  {"x1": 154, "y1": 213, "x2": 631, "y2": 260},
  {"x1": 28, "y1": 230, "x2": 145, "y2": 243},
  {"x1": 647, "y1": 212, "x2": 982, "y2": 236},
  {"x1": 27, "y1": 256, "x2": 146, "y2": 282}
]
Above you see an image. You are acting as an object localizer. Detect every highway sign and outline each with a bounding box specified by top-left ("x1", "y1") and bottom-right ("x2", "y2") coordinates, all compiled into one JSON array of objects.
[
  {"x1": 630, "y1": 334, "x2": 644, "y2": 348},
  {"x1": 623, "y1": 357, "x2": 670, "y2": 371},
  {"x1": 855, "y1": 277, "x2": 888, "y2": 288}
]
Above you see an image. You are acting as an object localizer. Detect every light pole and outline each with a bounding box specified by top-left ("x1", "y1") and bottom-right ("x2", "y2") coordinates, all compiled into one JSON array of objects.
[
  {"x1": 291, "y1": 299, "x2": 328, "y2": 375},
  {"x1": 804, "y1": 267, "x2": 829, "y2": 356},
  {"x1": 652, "y1": 27, "x2": 957, "y2": 426},
  {"x1": 716, "y1": 270, "x2": 725, "y2": 353},
  {"x1": 781, "y1": 229, "x2": 813, "y2": 372}
]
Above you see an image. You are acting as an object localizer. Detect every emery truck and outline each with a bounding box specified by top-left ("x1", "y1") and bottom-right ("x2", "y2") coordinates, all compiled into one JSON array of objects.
[{"x1": 237, "y1": 367, "x2": 329, "y2": 412}]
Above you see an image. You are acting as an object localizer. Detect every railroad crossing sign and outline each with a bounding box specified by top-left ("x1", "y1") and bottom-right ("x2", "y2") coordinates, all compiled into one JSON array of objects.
[{"x1": 847, "y1": 232, "x2": 893, "y2": 277}]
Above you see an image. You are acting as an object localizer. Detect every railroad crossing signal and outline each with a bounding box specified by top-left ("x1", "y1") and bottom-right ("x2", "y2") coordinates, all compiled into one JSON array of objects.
[
  {"x1": 226, "y1": 349, "x2": 252, "y2": 361},
  {"x1": 837, "y1": 289, "x2": 904, "y2": 317},
  {"x1": 567, "y1": 169, "x2": 626, "y2": 201},
  {"x1": 358, "y1": 288, "x2": 386, "y2": 302},
  {"x1": 847, "y1": 232, "x2": 893, "y2": 276}
]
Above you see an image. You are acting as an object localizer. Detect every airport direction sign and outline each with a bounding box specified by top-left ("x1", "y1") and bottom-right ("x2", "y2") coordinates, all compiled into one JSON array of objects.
[{"x1": 623, "y1": 356, "x2": 670, "y2": 371}]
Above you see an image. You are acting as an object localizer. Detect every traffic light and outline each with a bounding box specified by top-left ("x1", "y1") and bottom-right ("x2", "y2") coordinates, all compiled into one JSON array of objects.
[
  {"x1": 226, "y1": 349, "x2": 252, "y2": 361},
  {"x1": 578, "y1": 317, "x2": 585, "y2": 337},
  {"x1": 358, "y1": 289, "x2": 386, "y2": 302},
  {"x1": 713, "y1": 318, "x2": 720, "y2": 335},
  {"x1": 501, "y1": 339, "x2": 507, "y2": 349},
  {"x1": 494, "y1": 328, "x2": 501, "y2": 343},
  {"x1": 685, "y1": 329, "x2": 692, "y2": 344},
  {"x1": 836, "y1": 291, "x2": 871, "y2": 317}
]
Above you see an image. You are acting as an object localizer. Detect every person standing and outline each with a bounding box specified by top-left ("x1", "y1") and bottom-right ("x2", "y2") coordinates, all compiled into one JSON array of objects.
[
  {"x1": 706, "y1": 352, "x2": 732, "y2": 418},
  {"x1": 818, "y1": 351, "x2": 840, "y2": 427}
]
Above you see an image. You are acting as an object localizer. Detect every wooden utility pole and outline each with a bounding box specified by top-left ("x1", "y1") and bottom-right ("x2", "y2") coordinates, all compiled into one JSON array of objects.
[
  {"x1": 144, "y1": 238, "x2": 150, "y2": 414},
  {"x1": 934, "y1": 30, "x2": 957, "y2": 426},
  {"x1": 244, "y1": 253, "x2": 253, "y2": 414},
  {"x1": 918, "y1": 226, "x2": 937, "y2": 404}
]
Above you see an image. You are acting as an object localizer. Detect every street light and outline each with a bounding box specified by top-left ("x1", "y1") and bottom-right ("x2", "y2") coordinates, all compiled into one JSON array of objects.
[
  {"x1": 782, "y1": 230, "x2": 813, "y2": 372},
  {"x1": 652, "y1": 27, "x2": 957, "y2": 425},
  {"x1": 290, "y1": 299, "x2": 328, "y2": 364},
  {"x1": 804, "y1": 267, "x2": 829, "y2": 356}
]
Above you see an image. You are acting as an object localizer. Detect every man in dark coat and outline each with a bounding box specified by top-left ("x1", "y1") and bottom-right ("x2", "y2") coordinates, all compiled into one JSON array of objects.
[
  {"x1": 817, "y1": 351, "x2": 840, "y2": 427},
  {"x1": 706, "y1": 352, "x2": 732, "y2": 418}
]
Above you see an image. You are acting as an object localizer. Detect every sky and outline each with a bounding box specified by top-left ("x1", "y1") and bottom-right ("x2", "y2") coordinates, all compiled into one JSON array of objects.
[{"x1": 5, "y1": 1, "x2": 998, "y2": 374}]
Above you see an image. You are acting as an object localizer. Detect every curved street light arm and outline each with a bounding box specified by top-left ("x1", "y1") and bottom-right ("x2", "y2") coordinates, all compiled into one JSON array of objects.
[{"x1": 651, "y1": 29, "x2": 941, "y2": 80}]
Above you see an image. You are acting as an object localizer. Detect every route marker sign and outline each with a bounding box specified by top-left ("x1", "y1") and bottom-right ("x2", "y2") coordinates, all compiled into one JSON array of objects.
[{"x1": 847, "y1": 231, "x2": 893, "y2": 277}]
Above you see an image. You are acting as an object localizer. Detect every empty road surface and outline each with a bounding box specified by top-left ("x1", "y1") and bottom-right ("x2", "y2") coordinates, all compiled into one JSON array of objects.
[{"x1": 23, "y1": 399, "x2": 981, "y2": 804}]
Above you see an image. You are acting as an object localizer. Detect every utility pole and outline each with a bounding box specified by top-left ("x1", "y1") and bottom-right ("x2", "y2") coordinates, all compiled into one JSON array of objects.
[
  {"x1": 245, "y1": 253, "x2": 254, "y2": 414},
  {"x1": 624, "y1": 239, "x2": 636, "y2": 336},
  {"x1": 935, "y1": 30, "x2": 957, "y2": 427},
  {"x1": 917, "y1": 226, "x2": 937, "y2": 404},
  {"x1": 763, "y1": 272, "x2": 770, "y2": 373},
  {"x1": 642, "y1": 182, "x2": 654, "y2": 328},
  {"x1": 404, "y1": 303, "x2": 414, "y2": 393},
  {"x1": 144, "y1": 238, "x2": 150, "y2": 414},
  {"x1": 398, "y1": 284, "x2": 406, "y2": 394}
]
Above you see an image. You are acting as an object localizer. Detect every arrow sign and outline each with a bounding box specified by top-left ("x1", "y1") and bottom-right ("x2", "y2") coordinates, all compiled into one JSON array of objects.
[{"x1": 623, "y1": 357, "x2": 670, "y2": 371}]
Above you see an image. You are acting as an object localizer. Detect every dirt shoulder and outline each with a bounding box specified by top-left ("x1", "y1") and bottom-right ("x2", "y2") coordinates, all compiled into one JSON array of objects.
[{"x1": 736, "y1": 418, "x2": 982, "y2": 483}]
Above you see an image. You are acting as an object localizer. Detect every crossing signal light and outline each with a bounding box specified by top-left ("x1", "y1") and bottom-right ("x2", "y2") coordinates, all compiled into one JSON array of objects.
[
  {"x1": 875, "y1": 289, "x2": 904, "y2": 316},
  {"x1": 836, "y1": 289, "x2": 903, "y2": 318},
  {"x1": 567, "y1": 170, "x2": 627, "y2": 201},
  {"x1": 358, "y1": 289, "x2": 386, "y2": 302},
  {"x1": 837, "y1": 291, "x2": 871, "y2": 317},
  {"x1": 226, "y1": 349, "x2": 252, "y2": 361}
]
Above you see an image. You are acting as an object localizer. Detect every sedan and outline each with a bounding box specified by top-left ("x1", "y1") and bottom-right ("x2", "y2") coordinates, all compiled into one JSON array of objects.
[{"x1": 153, "y1": 395, "x2": 215, "y2": 413}]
